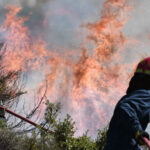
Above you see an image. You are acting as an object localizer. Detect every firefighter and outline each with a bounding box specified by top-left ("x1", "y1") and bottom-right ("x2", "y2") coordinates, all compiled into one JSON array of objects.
[{"x1": 104, "y1": 57, "x2": 150, "y2": 150}]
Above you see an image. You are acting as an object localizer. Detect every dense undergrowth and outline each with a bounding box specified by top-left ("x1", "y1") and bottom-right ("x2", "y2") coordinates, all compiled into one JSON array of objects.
[{"x1": 0, "y1": 102, "x2": 107, "y2": 150}]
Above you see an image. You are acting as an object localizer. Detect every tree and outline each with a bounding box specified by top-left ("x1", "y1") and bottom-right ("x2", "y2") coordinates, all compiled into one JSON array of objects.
[
  {"x1": 0, "y1": 43, "x2": 26, "y2": 129},
  {"x1": 44, "y1": 101, "x2": 98, "y2": 150},
  {"x1": 96, "y1": 127, "x2": 108, "y2": 150},
  {"x1": 0, "y1": 44, "x2": 108, "y2": 149},
  {"x1": 0, "y1": 43, "x2": 25, "y2": 106},
  {"x1": 0, "y1": 98, "x2": 109, "y2": 150}
]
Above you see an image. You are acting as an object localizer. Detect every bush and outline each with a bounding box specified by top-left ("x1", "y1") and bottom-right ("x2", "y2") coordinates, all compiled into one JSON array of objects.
[
  {"x1": 96, "y1": 127, "x2": 108, "y2": 150},
  {"x1": 0, "y1": 102, "x2": 108, "y2": 150},
  {"x1": 0, "y1": 129, "x2": 20, "y2": 150}
]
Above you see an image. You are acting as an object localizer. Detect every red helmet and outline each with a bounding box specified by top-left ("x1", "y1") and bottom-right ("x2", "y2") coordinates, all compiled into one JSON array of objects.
[{"x1": 135, "y1": 57, "x2": 150, "y2": 75}]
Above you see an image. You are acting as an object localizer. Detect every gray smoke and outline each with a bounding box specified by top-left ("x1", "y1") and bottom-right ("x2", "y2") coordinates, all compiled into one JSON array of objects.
[{"x1": 0, "y1": 0, "x2": 150, "y2": 137}]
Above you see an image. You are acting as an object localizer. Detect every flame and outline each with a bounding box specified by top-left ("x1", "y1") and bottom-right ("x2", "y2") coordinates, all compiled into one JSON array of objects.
[
  {"x1": 0, "y1": 6, "x2": 47, "y2": 72},
  {"x1": 70, "y1": 0, "x2": 132, "y2": 133},
  {"x1": 0, "y1": 0, "x2": 133, "y2": 137}
]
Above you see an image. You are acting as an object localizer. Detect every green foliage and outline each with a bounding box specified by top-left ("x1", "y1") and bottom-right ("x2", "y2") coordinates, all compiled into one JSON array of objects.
[
  {"x1": 0, "y1": 118, "x2": 7, "y2": 128},
  {"x1": 44, "y1": 101, "x2": 61, "y2": 127},
  {"x1": 0, "y1": 101, "x2": 108, "y2": 150},
  {"x1": 44, "y1": 102, "x2": 101, "y2": 150},
  {"x1": 71, "y1": 133, "x2": 97, "y2": 150},
  {"x1": 96, "y1": 127, "x2": 108, "y2": 150},
  {"x1": 0, "y1": 129, "x2": 20, "y2": 150},
  {"x1": 54, "y1": 114, "x2": 75, "y2": 150}
]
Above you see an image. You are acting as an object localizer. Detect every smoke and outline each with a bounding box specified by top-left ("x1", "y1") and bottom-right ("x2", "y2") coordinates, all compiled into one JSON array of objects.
[
  {"x1": 0, "y1": 0, "x2": 102, "y2": 49},
  {"x1": 0, "y1": 0, "x2": 105, "y2": 137},
  {"x1": 122, "y1": 0, "x2": 150, "y2": 59},
  {"x1": 0, "y1": 0, "x2": 150, "y2": 137}
]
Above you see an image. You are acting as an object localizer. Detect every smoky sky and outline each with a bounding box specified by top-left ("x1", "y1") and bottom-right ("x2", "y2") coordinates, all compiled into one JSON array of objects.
[
  {"x1": 122, "y1": 0, "x2": 150, "y2": 63},
  {"x1": 0, "y1": 1, "x2": 150, "y2": 62},
  {"x1": 1, "y1": 0, "x2": 150, "y2": 137},
  {"x1": 0, "y1": 0, "x2": 103, "y2": 50}
]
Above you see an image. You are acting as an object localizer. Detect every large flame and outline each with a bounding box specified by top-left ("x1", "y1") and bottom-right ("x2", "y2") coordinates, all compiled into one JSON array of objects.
[
  {"x1": 0, "y1": 6, "x2": 47, "y2": 72},
  {"x1": 0, "y1": 0, "x2": 134, "y2": 136}
]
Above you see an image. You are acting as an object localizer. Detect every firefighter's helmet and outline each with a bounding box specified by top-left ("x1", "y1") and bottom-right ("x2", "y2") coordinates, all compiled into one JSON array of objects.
[{"x1": 135, "y1": 57, "x2": 150, "y2": 75}]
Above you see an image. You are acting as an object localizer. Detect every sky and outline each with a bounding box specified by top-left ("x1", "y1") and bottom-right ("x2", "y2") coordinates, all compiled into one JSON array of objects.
[{"x1": 0, "y1": 0, "x2": 150, "y2": 137}]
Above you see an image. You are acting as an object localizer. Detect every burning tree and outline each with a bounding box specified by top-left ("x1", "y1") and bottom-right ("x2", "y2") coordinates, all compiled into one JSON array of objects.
[
  {"x1": 0, "y1": 43, "x2": 26, "y2": 128},
  {"x1": 0, "y1": 0, "x2": 133, "y2": 137},
  {"x1": 0, "y1": 43, "x2": 24, "y2": 103}
]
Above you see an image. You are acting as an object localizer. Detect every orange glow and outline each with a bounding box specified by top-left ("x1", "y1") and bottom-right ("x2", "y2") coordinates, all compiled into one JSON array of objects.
[
  {"x1": 0, "y1": 0, "x2": 133, "y2": 136},
  {"x1": 0, "y1": 6, "x2": 47, "y2": 72}
]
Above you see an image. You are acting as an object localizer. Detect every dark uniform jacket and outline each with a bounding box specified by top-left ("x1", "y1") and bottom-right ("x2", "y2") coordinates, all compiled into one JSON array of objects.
[{"x1": 104, "y1": 89, "x2": 150, "y2": 150}]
